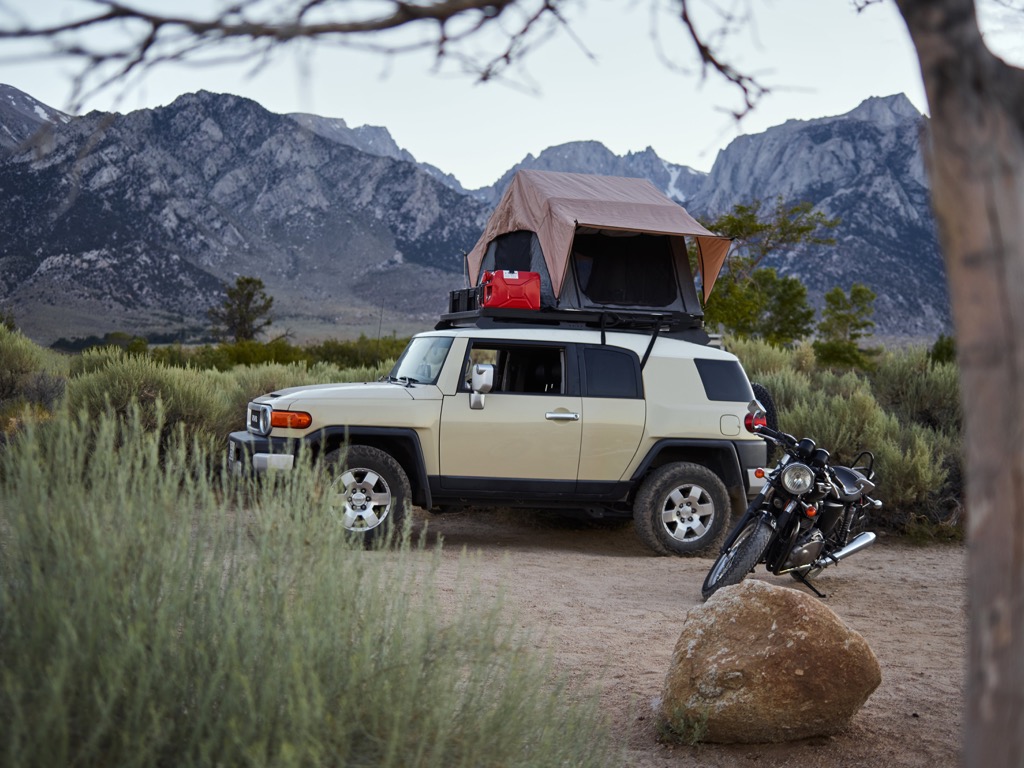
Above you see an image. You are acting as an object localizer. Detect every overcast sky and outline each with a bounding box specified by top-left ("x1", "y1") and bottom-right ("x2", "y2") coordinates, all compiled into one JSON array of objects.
[{"x1": 3, "y1": 0, "x2": 1023, "y2": 189}]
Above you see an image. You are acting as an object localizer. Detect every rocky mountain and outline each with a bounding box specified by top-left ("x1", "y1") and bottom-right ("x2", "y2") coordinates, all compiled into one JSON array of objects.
[
  {"x1": 0, "y1": 87, "x2": 488, "y2": 343},
  {"x1": 691, "y1": 94, "x2": 947, "y2": 337},
  {"x1": 289, "y1": 112, "x2": 466, "y2": 193},
  {"x1": 0, "y1": 83, "x2": 70, "y2": 151},
  {"x1": 0, "y1": 84, "x2": 948, "y2": 345},
  {"x1": 473, "y1": 141, "x2": 706, "y2": 205}
]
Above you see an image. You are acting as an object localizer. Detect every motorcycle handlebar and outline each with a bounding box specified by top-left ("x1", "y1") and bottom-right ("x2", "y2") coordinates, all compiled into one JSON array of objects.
[{"x1": 753, "y1": 424, "x2": 798, "y2": 448}]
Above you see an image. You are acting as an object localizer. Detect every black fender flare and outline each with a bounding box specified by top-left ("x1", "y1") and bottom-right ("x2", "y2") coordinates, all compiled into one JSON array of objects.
[
  {"x1": 305, "y1": 426, "x2": 432, "y2": 509},
  {"x1": 630, "y1": 439, "x2": 746, "y2": 494}
]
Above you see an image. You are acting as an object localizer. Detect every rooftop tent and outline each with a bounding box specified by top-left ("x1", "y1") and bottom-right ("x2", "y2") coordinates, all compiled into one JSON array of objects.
[{"x1": 465, "y1": 170, "x2": 731, "y2": 315}]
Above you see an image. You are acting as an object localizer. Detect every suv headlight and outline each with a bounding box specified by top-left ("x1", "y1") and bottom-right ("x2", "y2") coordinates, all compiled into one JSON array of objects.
[{"x1": 780, "y1": 463, "x2": 815, "y2": 495}]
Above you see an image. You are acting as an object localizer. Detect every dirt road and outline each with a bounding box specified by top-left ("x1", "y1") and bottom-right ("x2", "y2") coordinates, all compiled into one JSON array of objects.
[{"x1": 411, "y1": 507, "x2": 965, "y2": 768}]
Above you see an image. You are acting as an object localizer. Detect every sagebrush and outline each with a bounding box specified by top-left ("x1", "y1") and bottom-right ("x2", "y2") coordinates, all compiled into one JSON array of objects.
[{"x1": 0, "y1": 408, "x2": 616, "y2": 768}]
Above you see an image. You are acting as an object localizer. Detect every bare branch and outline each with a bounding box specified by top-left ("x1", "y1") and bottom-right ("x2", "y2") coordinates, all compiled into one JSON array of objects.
[
  {"x1": 676, "y1": 0, "x2": 768, "y2": 118},
  {"x1": 851, "y1": 0, "x2": 885, "y2": 11},
  {"x1": 0, "y1": 0, "x2": 770, "y2": 119},
  {"x1": 0, "y1": 0, "x2": 543, "y2": 109}
]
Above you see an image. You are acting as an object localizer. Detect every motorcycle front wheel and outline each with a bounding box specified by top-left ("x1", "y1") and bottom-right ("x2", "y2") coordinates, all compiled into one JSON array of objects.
[{"x1": 701, "y1": 517, "x2": 774, "y2": 601}]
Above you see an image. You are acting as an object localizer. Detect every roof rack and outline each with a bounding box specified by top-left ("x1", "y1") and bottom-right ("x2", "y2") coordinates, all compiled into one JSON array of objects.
[{"x1": 434, "y1": 306, "x2": 711, "y2": 344}]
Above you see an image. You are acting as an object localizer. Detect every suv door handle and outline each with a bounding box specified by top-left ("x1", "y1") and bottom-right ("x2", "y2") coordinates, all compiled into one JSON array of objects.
[{"x1": 545, "y1": 411, "x2": 580, "y2": 421}]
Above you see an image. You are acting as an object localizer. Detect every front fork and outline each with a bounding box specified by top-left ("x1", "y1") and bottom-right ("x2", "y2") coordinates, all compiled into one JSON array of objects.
[
  {"x1": 717, "y1": 484, "x2": 793, "y2": 554},
  {"x1": 717, "y1": 487, "x2": 768, "y2": 553}
]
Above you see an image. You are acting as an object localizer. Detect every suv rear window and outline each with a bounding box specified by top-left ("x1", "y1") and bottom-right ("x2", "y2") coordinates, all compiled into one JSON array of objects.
[
  {"x1": 693, "y1": 359, "x2": 754, "y2": 402},
  {"x1": 582, "y1": 346, "x2": 642, "y2": 398}
]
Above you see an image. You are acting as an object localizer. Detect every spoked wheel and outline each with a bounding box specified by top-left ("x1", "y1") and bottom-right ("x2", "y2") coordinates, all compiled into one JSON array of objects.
[
  {"x1": 633, "y1": 462, "x2": 730, "y2": 556},
  {"x1": 323, "y1": 445, "x2": 410, "y2": 547},
  {"x1": 701, "y1": 517, "x2": 774, "y2": 600}
]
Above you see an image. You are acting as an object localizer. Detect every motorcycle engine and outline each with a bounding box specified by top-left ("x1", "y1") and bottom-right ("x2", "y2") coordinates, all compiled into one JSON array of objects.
[{"x1": 784, "y1": 530, "x2": 825, "y2": 569}]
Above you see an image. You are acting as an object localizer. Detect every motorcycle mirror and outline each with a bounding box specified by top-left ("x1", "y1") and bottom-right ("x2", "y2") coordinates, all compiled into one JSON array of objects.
[{"x1": 747, "y1": 399, "x2": 765, "y2": 415}]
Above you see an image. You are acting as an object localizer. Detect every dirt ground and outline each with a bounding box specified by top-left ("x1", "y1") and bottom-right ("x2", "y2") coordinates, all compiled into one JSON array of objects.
[{"x1": 409, "y1": 507, "x2": 966, "y2": 768}]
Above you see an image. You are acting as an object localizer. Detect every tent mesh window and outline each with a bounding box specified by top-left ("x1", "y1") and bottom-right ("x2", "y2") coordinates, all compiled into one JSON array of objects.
[
  {"x1": 571, "y1": 233, "x2": 678, "y2": 307},
  {"x1": 491, "y1": 230, "x2": 535, "y2": 272}
]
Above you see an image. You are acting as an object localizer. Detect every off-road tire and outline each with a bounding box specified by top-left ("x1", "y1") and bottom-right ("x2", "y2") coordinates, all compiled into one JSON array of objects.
[
  {"x1": 322, "y1": 445, "x2": 411, "y2": 548},
  {"x1": 633, "y1": 462, "x2": 730, "y2": 557},
  {"x1": 701, "y1": 517, "x2": 774, "y2": 600}
]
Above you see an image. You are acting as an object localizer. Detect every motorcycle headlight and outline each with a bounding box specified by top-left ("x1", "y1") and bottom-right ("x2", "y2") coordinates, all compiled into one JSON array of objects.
[{"x1": 781, "y1": 463, "x2": 815, "y2": 495}]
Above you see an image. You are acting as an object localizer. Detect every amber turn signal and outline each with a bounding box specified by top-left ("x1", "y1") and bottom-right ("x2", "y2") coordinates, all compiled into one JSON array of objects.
[
  {"x1": 754, "y1": 468, "x2": 766, "y2": 479},
  {"x1": 805, "y1": 505, "x2": 818, "y2": 518},
  {"x1": 270, "y1": 411, "x2": 313, "y2": 429}
]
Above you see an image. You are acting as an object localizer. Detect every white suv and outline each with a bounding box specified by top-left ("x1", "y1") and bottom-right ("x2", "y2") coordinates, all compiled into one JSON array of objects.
[{"x1": 228, "y1": 319, "x2": 768, "y2": 556}]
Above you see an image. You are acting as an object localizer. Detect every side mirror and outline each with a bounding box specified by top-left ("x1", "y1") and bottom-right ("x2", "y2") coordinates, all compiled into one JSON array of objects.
[{"x1": 469, "y1": 363, "x2": 494, "y2": 410}]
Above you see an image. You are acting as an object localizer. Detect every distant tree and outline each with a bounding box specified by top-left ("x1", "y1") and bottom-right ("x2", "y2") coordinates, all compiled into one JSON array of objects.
[
  {"x1": 813, "y1": 283, "x2": 878, "y2": 369},
  {"x1": 208, "y1": 276, "x2": 274, "y2": 343},
  {"x1": 1, "y1": 305, "x2": 16, "y2": 332},
  {"x1": 707, "y1": 197, "x2": 841, "y2": 276},
  {"x1": 706, "y1": 266, "x2": 815, "y2": 346},
  {"x1": 102, "y1": 331, "x2": 149, "y2": 355},
  {"x1": 929, "y1": 333, "x2": 957, "y2": 366},
  {"x1": 701, "y1": 197, "x2": 837, "y2": 345}
]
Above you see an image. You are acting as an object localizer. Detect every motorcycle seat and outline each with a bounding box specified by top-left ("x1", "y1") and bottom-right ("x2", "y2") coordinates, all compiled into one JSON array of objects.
[{"x1": 832, "y1": 466, "x2": 874, "y2": 502}]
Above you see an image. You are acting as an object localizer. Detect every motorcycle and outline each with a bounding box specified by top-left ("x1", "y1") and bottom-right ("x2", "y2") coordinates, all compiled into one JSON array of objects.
[{"x1": 701, "y1": 400, "x2": 883, "y2": 601}]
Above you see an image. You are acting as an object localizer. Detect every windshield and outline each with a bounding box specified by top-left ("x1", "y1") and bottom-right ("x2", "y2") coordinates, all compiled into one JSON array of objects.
[{"x1": 387, "y1": 336, "x2": 454, "y2": 385}]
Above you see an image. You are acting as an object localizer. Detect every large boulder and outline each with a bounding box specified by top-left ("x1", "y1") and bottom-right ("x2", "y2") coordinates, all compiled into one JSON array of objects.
[{"x1": 661, "y1": 580, "x2": 881, "y2": 743}]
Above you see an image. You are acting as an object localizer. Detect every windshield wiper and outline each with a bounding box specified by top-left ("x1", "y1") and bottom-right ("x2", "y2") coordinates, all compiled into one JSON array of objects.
[{"x1": 385, "y1": 375, "x2": 419, "y2": 387}]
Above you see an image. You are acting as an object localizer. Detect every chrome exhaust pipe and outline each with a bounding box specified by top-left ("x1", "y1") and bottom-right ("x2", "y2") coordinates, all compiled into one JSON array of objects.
[{"x1": 825, "y1": 531, "x2": 876, "y2": 564}]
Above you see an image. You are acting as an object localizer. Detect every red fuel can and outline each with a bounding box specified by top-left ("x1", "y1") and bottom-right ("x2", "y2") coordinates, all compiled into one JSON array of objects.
[{"x1": 480, "y1": 270, "x2": 541, "y2": 310}]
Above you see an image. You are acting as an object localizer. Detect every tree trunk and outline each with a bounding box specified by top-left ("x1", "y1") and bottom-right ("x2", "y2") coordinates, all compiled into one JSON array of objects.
[{"x1": 896, "y1": 1, "x2": 1024, "y2": 765}]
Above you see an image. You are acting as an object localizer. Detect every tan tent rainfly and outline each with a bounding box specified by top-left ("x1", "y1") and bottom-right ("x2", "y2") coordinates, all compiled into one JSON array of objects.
[{"x1": 466, "y1": 170, "x2": 731, "y2": 305}]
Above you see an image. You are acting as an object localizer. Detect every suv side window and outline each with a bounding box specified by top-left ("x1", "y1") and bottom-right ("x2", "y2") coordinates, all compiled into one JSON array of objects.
[
  {"x1": 581, "y1": 346, "x2": 643, "y2": 399},
  {"x1": 462, "y1": 342, "x2": 568, "y2": 394},
  {"x1": 693, "y1": 358, "x2": 755, "y2": 402}
]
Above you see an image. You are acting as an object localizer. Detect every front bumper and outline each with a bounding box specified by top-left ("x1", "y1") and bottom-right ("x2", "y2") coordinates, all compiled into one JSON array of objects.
[{"x1": 227, "y1": 431, "x2": 298, "y2": 475}]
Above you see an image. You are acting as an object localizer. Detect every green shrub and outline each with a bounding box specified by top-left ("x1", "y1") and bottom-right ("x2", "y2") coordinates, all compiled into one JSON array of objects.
[
  {"x1": 217, "y1": 337, "x2": 309, "y2": 367},
  {"x1": 776, "y1": 385, "x2": 954, "y2": 528},
  {"x1": 726, "y1": 336, "x2": 793, "y2": 377},
  {"x1": 0, "y1": 327, "x2": 68, "y2": 426},
  {"x1": 783, "y1": 388, "x2": 885, "y2": 462},
  {"x1": 63, "y1": 350, "x2": 392, "y2": 456},
  {"x1": 734, "y1": 337, "x2": 962, "y2": 531},
  {"x1": 869, "y1": 347, "x2": 962, "y2": 434},
  {"x1": 790, "y1": 340, "x2": 818, "y2": 374},
  {"x1": 306, "y1": 334, "x2": 409, "y2": 368},
  {"x1": 752, "y1": 367, "x2": 813, "y2": 414},
  {"x1": 0, "y1": 410, "x2": 615, "y2": 768},
  {"x1": 148, "y1": 339, "x2": 304, "y2": 370},
  {"x1": 869, "y1": 422, "x2": 955, "y2": 523},
  {"x1": 69, "y1": 345, "x2": 135, "y2": 376},
  {"x1": 65, "y1": 353, "x2": 236, "y2": 450},
  {"x1": 148, "y1": 335, "x2": 410, "y2": 372}
]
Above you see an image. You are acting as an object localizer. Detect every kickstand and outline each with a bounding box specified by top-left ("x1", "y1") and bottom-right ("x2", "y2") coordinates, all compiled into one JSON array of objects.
[{"x1": 793, "y1": 570, "x2": 827, "y2": 598}]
